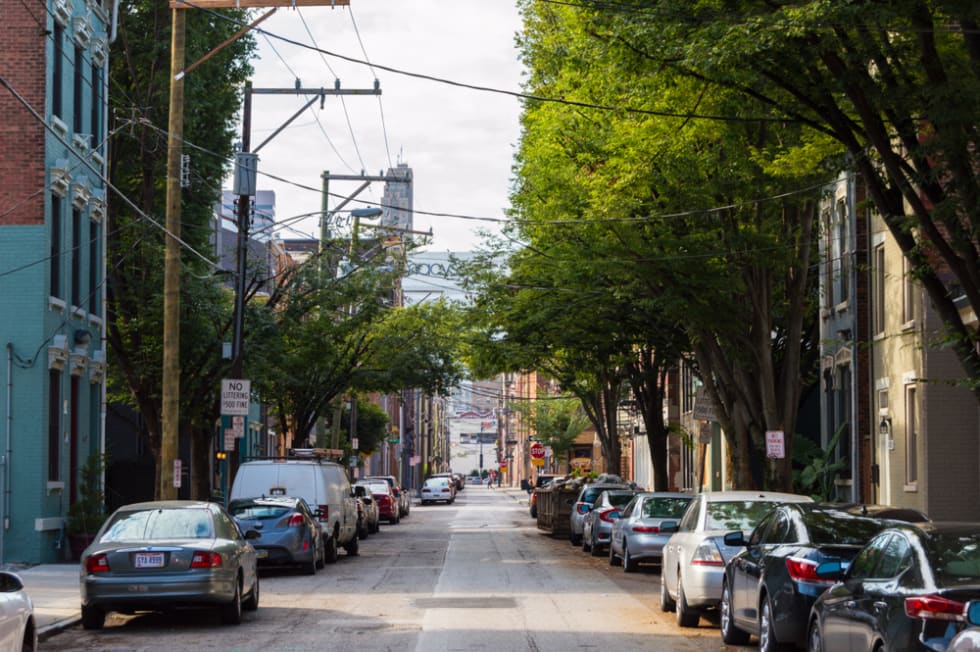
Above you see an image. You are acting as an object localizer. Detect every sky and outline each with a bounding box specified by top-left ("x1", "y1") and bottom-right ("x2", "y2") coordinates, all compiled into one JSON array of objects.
[{"x1": 237, "y1": 1, "x2": 526, "y2": 253}]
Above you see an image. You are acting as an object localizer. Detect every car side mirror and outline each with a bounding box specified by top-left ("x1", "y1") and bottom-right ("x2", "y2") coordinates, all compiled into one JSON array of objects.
[
  {"x1": 659, "y1": 520, "x2": 679, "y2": 534},
  {"x1": 723, "y1": 530, "x2": 746, "y2": 547}
]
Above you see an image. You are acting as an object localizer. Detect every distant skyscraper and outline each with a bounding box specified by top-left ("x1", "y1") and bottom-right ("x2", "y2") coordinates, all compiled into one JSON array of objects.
[{"x1": 381, "y1": 163, "x2": 413, "y2": 236}]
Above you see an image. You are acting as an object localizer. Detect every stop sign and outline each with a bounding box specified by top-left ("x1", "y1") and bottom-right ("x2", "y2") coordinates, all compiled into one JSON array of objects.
[{"x1": 530, "y1": 442, "x2": 545, "y2": 459}]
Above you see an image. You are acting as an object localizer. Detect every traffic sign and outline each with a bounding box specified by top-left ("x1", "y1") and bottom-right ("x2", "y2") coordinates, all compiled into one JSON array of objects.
[
  {"x1": 530, "y1": 442, "x2": 545, "y2": 459},
  {"x1": 220, "y1": 379, "x2": 250, "y2": 416}
]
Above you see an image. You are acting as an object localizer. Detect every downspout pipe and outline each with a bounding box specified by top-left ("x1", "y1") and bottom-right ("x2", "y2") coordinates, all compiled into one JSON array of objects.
[{"x1": 3, "y1": 343, "x2": 14, "y2": 565}]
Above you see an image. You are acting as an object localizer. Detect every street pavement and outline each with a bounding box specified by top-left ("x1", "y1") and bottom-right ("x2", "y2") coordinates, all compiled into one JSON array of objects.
[{"x1": 6, "y1": 485, "x2": 531, "y2": 642}]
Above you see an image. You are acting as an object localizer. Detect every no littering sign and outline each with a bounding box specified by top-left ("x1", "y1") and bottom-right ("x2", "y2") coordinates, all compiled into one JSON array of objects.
[{"x1": 221, "y1": 379, "x2": 251, "y2": 416}]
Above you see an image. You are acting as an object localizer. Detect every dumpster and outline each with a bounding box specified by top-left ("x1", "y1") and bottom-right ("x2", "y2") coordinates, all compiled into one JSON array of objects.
[{"x1": 535, "y1": 479, "x2": 581, "y2": 537}]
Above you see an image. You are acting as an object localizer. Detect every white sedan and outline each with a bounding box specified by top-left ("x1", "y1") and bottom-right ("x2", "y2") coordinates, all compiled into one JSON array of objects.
[
  {"x1": 419, "y1": 478, "x2": 455, "y2": 505},
  {"x1": 0, "y1": 571, "x2": 36, "y2": 652}
]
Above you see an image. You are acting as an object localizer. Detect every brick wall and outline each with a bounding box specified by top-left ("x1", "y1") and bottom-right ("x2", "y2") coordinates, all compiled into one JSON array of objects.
[{"x1": 0, "y1": 0, "x2": 46, "y2": 225}]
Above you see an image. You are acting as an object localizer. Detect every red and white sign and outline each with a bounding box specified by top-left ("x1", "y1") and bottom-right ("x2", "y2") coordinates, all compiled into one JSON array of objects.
[
  {"x1": 766, "y1": 430, "x2": 785, "y2": 459},
  {"x1": 530, "y1": 442, "x2": 546, "y2": 459}
]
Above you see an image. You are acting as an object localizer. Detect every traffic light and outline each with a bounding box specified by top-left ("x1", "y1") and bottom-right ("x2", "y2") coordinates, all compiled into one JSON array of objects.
[{"x1": 215, "y1": 451, "x2": 227, "y2": 461}]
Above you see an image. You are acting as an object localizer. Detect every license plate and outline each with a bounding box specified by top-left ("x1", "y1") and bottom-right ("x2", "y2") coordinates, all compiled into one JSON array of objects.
[
  {"x1": 255, "y1": 549, "x2": 268, "y2": 559},
  {"x1": 134, "y1": 552, "x2": 165, "y2": 568}
]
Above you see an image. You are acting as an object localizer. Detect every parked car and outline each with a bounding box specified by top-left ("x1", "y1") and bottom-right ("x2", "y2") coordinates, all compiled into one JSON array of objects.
[
  {"x1": 420, "y1": 477, "x2": 456, "y2": 504},
  {"x1": 365, "y1": 475, "x2": 411, "y2": 518},
  {"x1": 719, "y1": 502, "x2": 926, "y2": 650},
  {"x1": 79, "y1": 500, "x2": 260, "y2": 630},
  {"x1": 0, "y1": 571, "x2": 36, "y2": 651},
  {"x1": 359, "y1": 480, "x2": 400, "y2": 524},
  {"x1": 609, "y1": 492, "x2": 693, "y2": 572},
  {"x1": 228, "y1": 496, "x2": 324, "y2": 575},
  {"x1": 807, "y1": 521, "x2": 980, "y2": 652},
  {"x1": 660, "y1": 490, "x2": 814, "y2": 627},
  {"x1": 431, "y1": 472, "x2": 463, "y2": 493},
  {"x1": 581, "y1": 489, "x2": 638, "y2": 556},
  {"x1": 950, "y1": 601, "x2": 980, "y2": 652},
  {"x1": 353, "y1": 485, "x2": 380, "y2": 538},
  {"x1": 230, "y1": 449, "x2": 359, "y2": 562},
  {"x1": 569, "y1": 477, "x2": 634, "y2": 546}
]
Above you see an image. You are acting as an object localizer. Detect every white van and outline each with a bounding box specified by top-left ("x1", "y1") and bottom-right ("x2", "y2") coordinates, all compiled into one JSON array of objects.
[{"x1": 230, "y1": 450, "x2": 359, "y2": 562}]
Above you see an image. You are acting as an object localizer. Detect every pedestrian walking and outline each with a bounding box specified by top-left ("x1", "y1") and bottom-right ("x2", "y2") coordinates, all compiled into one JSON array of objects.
[{"x1": 487, "y1": 471, "x2": 495, "y2": 489}]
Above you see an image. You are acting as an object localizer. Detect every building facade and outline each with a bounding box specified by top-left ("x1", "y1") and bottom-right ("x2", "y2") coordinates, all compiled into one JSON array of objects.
[{"x1": 0, "y1": 0, "x2": 111, "y2": 562}]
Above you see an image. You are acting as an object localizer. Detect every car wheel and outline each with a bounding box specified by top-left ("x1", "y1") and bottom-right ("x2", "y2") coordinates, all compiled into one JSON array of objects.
[
  {"x1": 358, "y1": 524, "x2": 368, "y2": 540},
  {"x1": 324, "y1": 533, "x2": 339, "y2": 564},
  {"x1": 315, "y1": 539, "x2": 326, "y2": 569},
  {"x1": 81, "y1": 604, "x2": 105, "y2": 630},
  {"x1": 609, "y1": 543, "x2": 619, "y2": 567},
  {"x1": 243, "y1": 575, "x2": 260, "y2": 612},
  {"x1": 660, "y1": 573, "x2": 675, "y2": 612},
  {"x1": 371, "y1": 519, "x2": 380, "y2": 534},
  {"x1": 530, "y1": 505, "x2": 537, "y2": 518},
  {"x1": 808, "y1": 618, "x2": 823, "y2": 652},
  {"x1": 582, "y1": 530, "x2": 592, "y2": 552},
  {"x1": 220, "y1": 577, "x2": 243, "y2": 625},
  {"x1": 345, "y1": 532, "x2": 359, "y2": 556},
  {"x1": 759, "y1": 597, "x2": 786, "y2": 652},
  {"x1": 676, "y1": 575, "x2": 700, "y2": 627},
  {"x1": 570, "y1": 532, "x2": 581, "y2": 546},
  {"x1": 590, "y1": 532, "x2": 604, "y2": 557},
  {"x1": 720, "y1": 581, "x2": 749, "y2": 645},
  {"x1": 303, "y1": 540, "x2": 317, "y2": 575},
  {"x1": 22, "y1": 621, "x2": 37, "y2": 652},
  {"x1": 623, "y1": 542, "x2": 638, "y2": 572}
]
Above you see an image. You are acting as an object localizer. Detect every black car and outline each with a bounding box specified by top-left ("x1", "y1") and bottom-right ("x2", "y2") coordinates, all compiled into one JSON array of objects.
[
  {"x1": 720, "y1": 503, "x2": 924, "y2": 651},
  {"x1": 808, "y1": 521, "x2": 980, "y2": 652}
]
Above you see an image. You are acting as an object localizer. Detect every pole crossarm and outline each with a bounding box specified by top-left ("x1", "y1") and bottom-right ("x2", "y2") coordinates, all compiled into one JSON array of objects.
[
  {"x1": 251, "y1": 87, "x2": 381, "y2": 154},
  {"x1": 171, "y1": 0, "x2": 349, "y2": 8}
]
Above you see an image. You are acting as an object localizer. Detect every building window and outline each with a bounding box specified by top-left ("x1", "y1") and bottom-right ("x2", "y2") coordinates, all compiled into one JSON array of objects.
[
  {"x1": 73, "y1": 44, "x2": 85, "y2": 134},
  {"x1": 822, "y1": 209, "x2": 833, "y2": 308},
  {"x1": 71, "y1": 208, "x2": 81, "y2": 308},
  {"x1": 50, "y1": 196, "x2": 63, "y2": 298},
  {"x1": 52, "y1": 24, "x2": 64, "y2": 119},
  {"x1": 902, "y1": 256, "x2": 915, "y2": 324},
  {"x1": 836, "y1": 200, "x2": 849, "y2": 305},
  {"x1": 48, "y1": 370, "x2": 61, "y2": 481},
  {"x1": 90, "y1": 62, "x2": 102, "y2": 153},
  {"x1": 905, "y1": 385, "x2": 918, "y2": 485},
  {"x1": 89, "y1": 219, "x2": 99, "y2": 314},
  {"x1": 873, "y1": 244, "x2": 886, "y2": 335},
  {"x1": 682, "y1": 363, "x2": 694, "y2": 413}
]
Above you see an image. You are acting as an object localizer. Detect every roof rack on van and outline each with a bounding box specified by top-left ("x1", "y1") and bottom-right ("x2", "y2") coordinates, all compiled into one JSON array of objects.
[{"x1": 288, "y1": 447, "x2": 344, "y2": 460}]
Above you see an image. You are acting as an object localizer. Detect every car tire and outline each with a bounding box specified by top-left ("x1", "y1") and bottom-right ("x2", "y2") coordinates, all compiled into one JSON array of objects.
[
  {"x1": 590, "y1": 533, "x2": 604, "y2": 557},
  {"x1": 530, "y1": 505, "x2": 537, "y2": 518},
  {"x1": 676, "y1": 576, "x2": 700, "y2": 627},
  {"x1": 609, "y1": 544, "x2": 620, "y2": 567},
  {"x1": 220, "y1": 578, "x2": 243, "y2": 625},
  {"x1": 759, "y1": 597, "x2": 787, "y2": 652},
  {"x1": 582, "y1": 530, "x2": 592, "y2": 552},
  {"x1": 345, "y1": 532, "x2": 359, "y2": 556},
  {"x1": 660, "y1": 574, "x2": 675, "y2": 612},
  {"x1": 570, "y1": 533, "x2": 582, "y2": 546},
  {"x1": 243, "y1": 575, "x2": 260, "y2": 612},
  {"x1": 623, "y1": 542, "x2": 638, "y2": 572},
  {"x1": 371, "y1": 520, "x2": 380, "y2": 534},
  {"x1": 720, "y1": 581, "x2": 750, "y2": 645},
  {"x1": 316, "y1": 539, "x2": 326, "y2": 569},
  {"x1": 303, "y1": 540, "x2": 317, "y2": 575},
  {"x1": 324, "y1": 533, "x2": 339, "y2": 564},
  {"x1": 81, "y1": 604, "x2": 105, "y2": 630},
  {"x1": 808, "y1": 618, "x2": 824, "y2": 652}
]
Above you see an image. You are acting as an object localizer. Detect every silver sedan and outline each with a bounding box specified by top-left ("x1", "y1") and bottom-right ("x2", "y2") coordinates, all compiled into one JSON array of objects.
[
  {"x1": 0, "y1": 571, "x2": 36, "y2": 651},
  {"x1": 79, "y1": 500, "x2": 260, "y2": 630},
  {"x1": 608, "y1": 492, "x2": 692, "y2": 572},
  {"x1": 660, "y1": 490, "x2": 813, "y2": 627}
]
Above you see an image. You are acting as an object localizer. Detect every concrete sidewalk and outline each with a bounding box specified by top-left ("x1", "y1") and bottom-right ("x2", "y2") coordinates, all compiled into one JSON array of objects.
[{"x1": 6, "y1": 563, "x2": 81, "y2": 639}]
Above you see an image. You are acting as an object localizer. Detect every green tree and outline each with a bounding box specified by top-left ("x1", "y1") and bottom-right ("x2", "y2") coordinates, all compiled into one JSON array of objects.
[
  {"x1": 105, "y1": 2, "x2": 255, "y2": 499},
  {"x1": 510, "y1": 394, "x2": 589, "y2": 465}
]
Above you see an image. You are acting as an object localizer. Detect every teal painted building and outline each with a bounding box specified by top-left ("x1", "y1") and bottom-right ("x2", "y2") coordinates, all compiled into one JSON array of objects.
[{"x1": 0, "y1": 0, "x2": 112, "y2": 563}]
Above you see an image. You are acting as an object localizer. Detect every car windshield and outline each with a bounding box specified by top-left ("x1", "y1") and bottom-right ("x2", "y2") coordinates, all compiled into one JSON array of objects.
[
  {"x1": 101, "y1": 508, "x2": 213, "y2": 541},
  {"x1": 606, "y1": 493, "x2": 635, "y2": 508},
  {"x1": 229, "y1": 503, "x2": 293, "y2": 520},
  {"x1": 930, "y1": 532, "x2": 980, "y2": 586},
  {"x1": 362, "y1": 484, "x2": 389, "y2": 494},
  {"x1": 705, "y1": 501, "x2": 782, "y2": 532},
  {"x1": 643, "y1": 497, "x2": 692, "y2": 519}
]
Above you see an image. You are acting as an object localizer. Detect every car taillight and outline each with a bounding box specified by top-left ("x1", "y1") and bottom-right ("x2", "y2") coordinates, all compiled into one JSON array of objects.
[
  {"x1": 441, "y1": 488, "x2": 450, "y2": 493},
  {"x1": 576, "y1": 503, "x2": 590, "y2": 515},
  {"x1": 287, "y1": 514, "x2": 305, "y2": 528},
  {"x1": 191, "y1": 551, "x2": 222, "y2": 568},
  {"x1": 905, "y1": 595, "x2": 966, "y2": 622},
  {"x1": 377, "y1": 495, "x2": 390, "y2": 506},
  {"x1": 598, "y1": 508, "x2": 620, "y2": 523},
  {"x1": 691, "y1": 539, "x2": 725, "y2": 566},
  {"x1": 632, "y1": 525, "x2": 662, "y2": 533},
  {"x1": 318, "y1": 505, "x2": 329, "y2": 521},
  {"x1": 85, "y1": 554, "x2": 109, "y2": 573},
  {"x1": 785, "y1": 557, "x2": 832, "y2": 584}
]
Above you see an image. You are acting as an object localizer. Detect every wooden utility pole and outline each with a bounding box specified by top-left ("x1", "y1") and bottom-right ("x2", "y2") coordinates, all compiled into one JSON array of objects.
[{"x1": 161, "y1": 7, "x2": 186, "y2": 501}]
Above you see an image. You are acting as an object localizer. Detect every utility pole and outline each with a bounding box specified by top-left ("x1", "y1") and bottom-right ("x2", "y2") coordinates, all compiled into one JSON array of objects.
[{"x1": 160, "y1": 7, "x2": 185, "y2": 501}]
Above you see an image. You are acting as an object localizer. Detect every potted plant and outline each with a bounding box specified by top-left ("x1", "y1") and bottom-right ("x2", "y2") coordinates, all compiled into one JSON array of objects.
[{"x1": 66, "y1": 453, "x2": 107, "y2": 560}]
